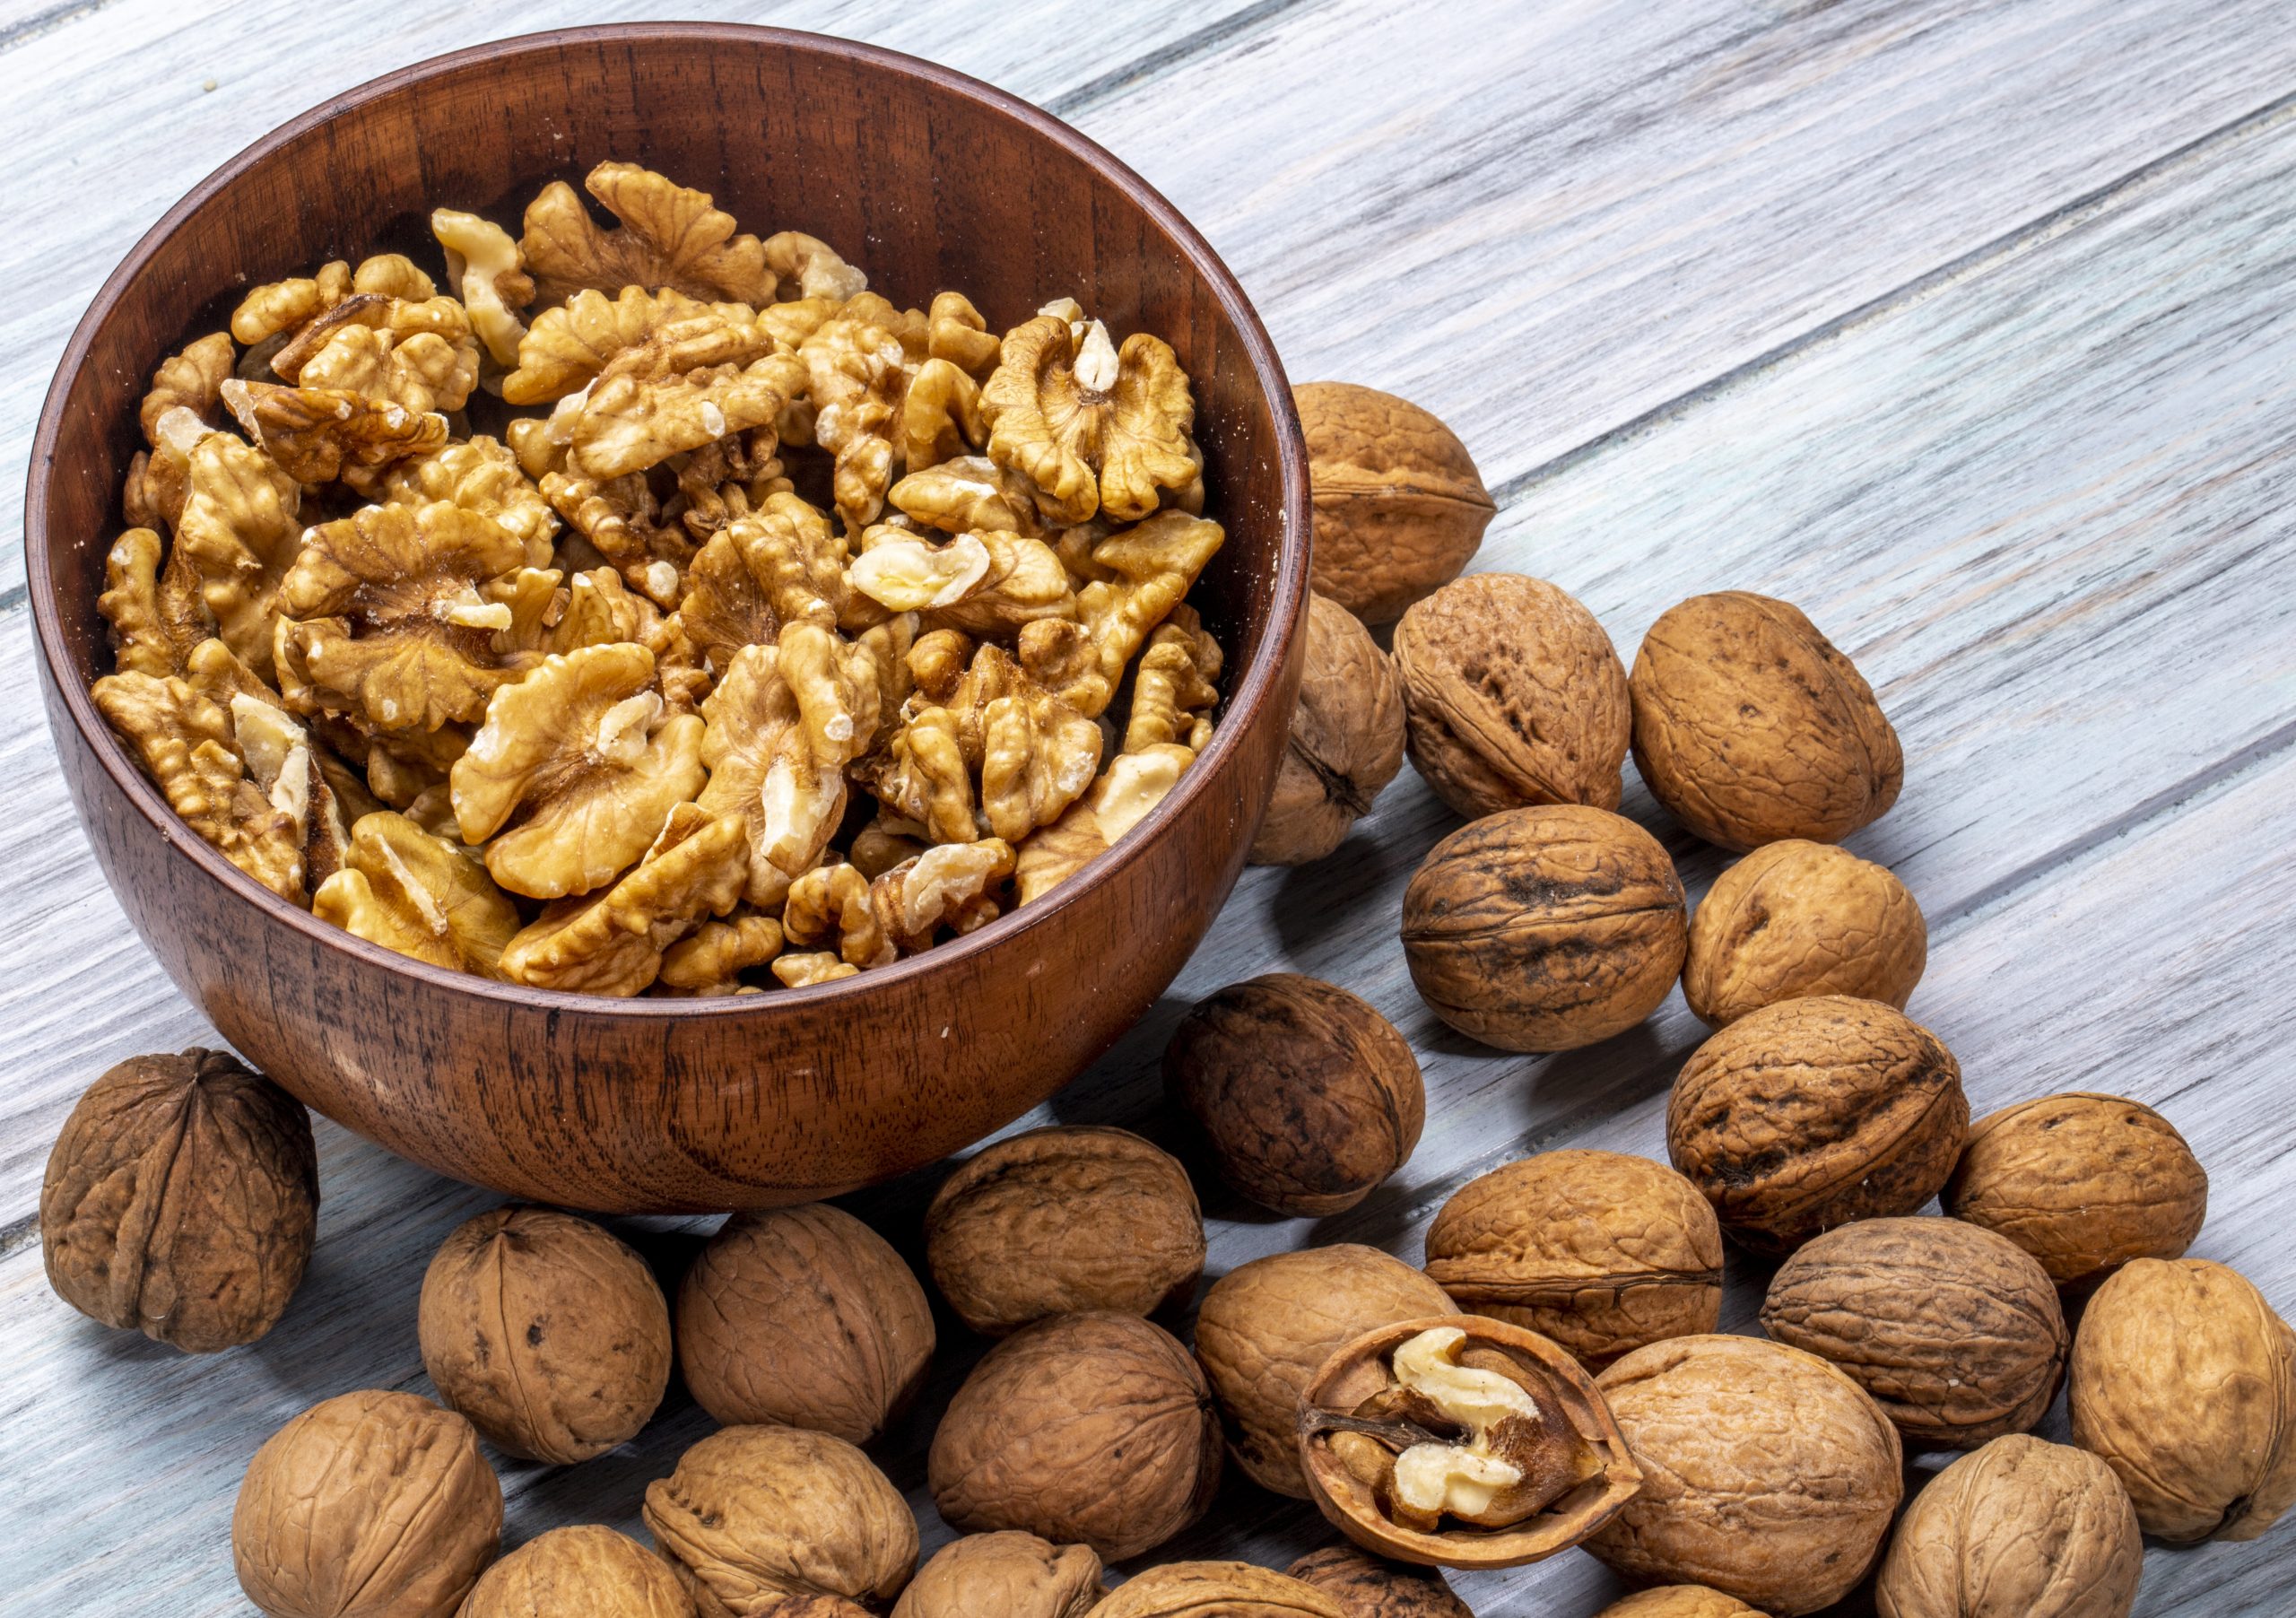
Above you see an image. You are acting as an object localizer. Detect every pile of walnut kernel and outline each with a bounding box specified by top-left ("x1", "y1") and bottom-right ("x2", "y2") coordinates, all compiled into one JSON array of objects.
[{"x1": 90, "y1": 161, "x2": 1228, "y2": 996}]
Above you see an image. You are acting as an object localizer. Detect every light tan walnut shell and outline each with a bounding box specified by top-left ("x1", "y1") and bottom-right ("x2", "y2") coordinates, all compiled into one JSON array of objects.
[
  {"x1": 676, "y1": 1204, "x2": 934, "y2": 1443},
  {"x1": 1422, "y1": 1150, "x2": 1722, "y2": 1370},
  {"x1": 1294, "y1": 383, "x2": 1492, "y2": 624},
  {"x1": 522, "y1": 162, "x2": 780, "y2": 308},
  {"x1": 496, "y1": 805, "x2": 747, "y2": 996},
  {"x1": 981, "y1": 313, "x2": 1196, "y2": 526},
  {"x1": 1684, "y1": 839, "x2": 1926, "y2": 1026},
  {"x1": 1282, "y1": 1544, "x2": 1472, "y2": 1618},
  {"x1": 1875, "y1": 1435, "x2": 2139, "y2": 1618},
  {"x1": 925, "y1": 1125, "x2": 1204, "y2": 1335},
  {"x1": 2068, "y1": 1257, "x2": 2296, "y2": 1543},
  {"x1": 232, "y1": 1389, "x2": 501, "y2": 1618},
  {"x1": 313, "y1": 810, "x2": 520, "y2": 977},
  {"x1": 1587, "y1": 1335, "x2": 1901, "y2": 1615},
  {"x1": 1092, "y1": 1563, "x2": 1345, "y2": 1618},
  {"x1": 1251, "y1": 592, "x2": 1405, "y2": 865},
  {"x1": 1594, "y1": 1590, "x2": 1766, "y2": 1617},
  {"x1": 890, "y1": 1533, "x2": 1102, "y2": 1618},
  {"x1": 459, "y1": 1525, "x2": 691, "y2": 1618}
]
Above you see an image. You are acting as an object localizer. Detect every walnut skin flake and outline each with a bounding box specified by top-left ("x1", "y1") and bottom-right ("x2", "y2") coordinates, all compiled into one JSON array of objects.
[
  {"x1": 430, "y1": 209, "x2": 534, "y2": 371},
  {"x1": 497, "y1": 805, "x2": 749, "y2": 995},
  {"x1": 982, "y1": 314, "x2": 1198, "y2": 525},
  {"x1": 312, "y1": 810, "x2": 520, "y2": 976},
  {"x1": 521, "y1": 161, "x2": 778, "y2": 309},
  {"x1": 220, "y1": 378, "x2": 448, "y2": 486}
]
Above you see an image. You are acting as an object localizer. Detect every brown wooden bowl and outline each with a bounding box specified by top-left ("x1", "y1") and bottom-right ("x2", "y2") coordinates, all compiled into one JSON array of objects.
[{"x1": 27, "y1": 25, "x2": 1309, "y2": 1214}]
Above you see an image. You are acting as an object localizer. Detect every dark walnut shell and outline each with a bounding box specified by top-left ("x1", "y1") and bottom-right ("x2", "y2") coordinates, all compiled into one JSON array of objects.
[
  {"x1": 1401, "y1": 805, "x2": 1686, "y2": 1052},
  {"x1": 417, "y1": 1205, "x2": 671, "y2": 1464},
  {"x1": 1422, "y1": 1150, "x2": 1722, "y2": 1369},
  {"x1": 1630, "y1": 591, "x2": 1902, "y2": 851},
  {"x1": 1251, "y1": 591, "x2": 1407, "y2": 866},
  {"x1": 1943, "y1": 1092, "x2": 2207, "y2": 1289},
  {"x1": 2068, "y1": 1257, "x2": 2296, "y2": 1544},
  {"x1": 1875, "y1": 1434, "x2": 2140, "y2": 1618},
  {"x1": 41, "y1": 1047, "x2": 317, "y2": 1352},
  {"x1": 930, "y1": 1311, "x2": 1222, "y2": 1561},
  {"x1": 677, "y1": 1203, "x2": 934, "y2": 1443},
  {"x1": 1295, "y1": 381, "x2": 1493, "y2": 625},
  {"x1": 1595, "y1": 1590, "x2": 1765, "y2": 1618},
  {"x1": 459, "y1": 1524, "x2": 693, "y2": 1618},
  {"x1": 1284, "y1": 1544, "x2": 1473, "y2": 1618},
  {"x1": 642, "y1": 1423, "x2": 918, "y2": 1614},
  {"x1": 1165, "y1": 974, "x2": 1425, "y2": 1216},
  {"x1": 1683, "y1": 839, "x2": 1926, "y2": 1027},
  {"x1": 1587, "y1": 1335, "x2": 1901, "y2": 1616},
  {"x1": 232, "y1": 1388, "x2": 502, "y2": 1618},
  {"x1": 1393, "y1": 573, "x2": 1631, "y2": 820},
  {"x1": 1095, "y1": 1561, "x2": 1347, "y2": 1618},
  {"x1": 1760, "y1": 1216, "x2": 2066, "y2": 1449},
  {"x1": 1298, "y1": 1314, "x2": 1642, "y2": 1570},
  {"x1": 1195, "y1": 1245, "x2": 1457, "y2": 1498},
  {"x1": 1666, "y1": 996, "x2": 1967, "y2": 1255},
  {"x1": 925, "y1": 1126, "x2": 1205, "y2": 1335},
  {"x1": 891, "y1": 1532, "x2": 1103, "y2": 1618}
]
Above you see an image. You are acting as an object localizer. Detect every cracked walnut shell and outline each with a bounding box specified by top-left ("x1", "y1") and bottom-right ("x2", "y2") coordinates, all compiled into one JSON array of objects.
[
  {"x1": 1683, "y1": 839, "x2": 1926, "y2": 1027},
  {"x1": 1283, "y1": 1545, "x2": 1472, "y2": 1618},
  {"x1": 1875, "y1": 1435, "x2": 2140, "y2": 1618},
  {"x1": 460, "y1": 1526, "x2": 692, "y2": 1618},
  {"x1": 1251, "y1": 591, "x2": 1405, "y2": 866},
  {"x1": 891, "y1": 1533, "x2": 1103, "y2": 1618},
  {"x1": 1294, "y1": 383, "x2": 1492, "y2": 625},
  {"x1": 1092, "y1": 1563, "x2": 1346, "y2": 1618}
]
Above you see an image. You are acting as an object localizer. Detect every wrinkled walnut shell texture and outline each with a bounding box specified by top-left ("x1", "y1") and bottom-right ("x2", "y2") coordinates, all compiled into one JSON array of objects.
[
  {"x1": 890, "y1": 1532, "x2": 1103, "y2": 1618},
  {"x1": 1394, "y1": 573, "x2": 1631, "y2": 820},
  {"x1": 1630, "y1": 592, "x2": 1902, "y2": 851},
  {"x1": 1401, "y1": 805, "x2": 1686, "y2": 1052},
  {"x1": 1683, "y1": 839, "x2": 1926, "y2": 1027},
  {"x1": 1422, "y1": 1149, "x2": 1723, "y2": 1369},
  {"x1": 677, "y1": 1204, "x2": 934, "y2": 1443},
  {"x1": 1595, "y1": 1590, "x2": 1767, "y2": 1618},
  {"x1": 1760, "y1": 1216, "x2": 2066, "y2": 1449},
  {"x1": 458, "y1": 1525, "x2": 693, "y2": 1618},
  {"x1": 1943, "y1": 1093, "x2": 2207, "y2": 1288},
  {"x1": 1251, "y1": 592, "x2": 1406, "y2": 866},
  {"x1": 1165, "y1": 974, "x2": 1424, "y2": 1216},
  {"x1": 1092, "y1": 1561, "x2": 1348, "y2": 1618},
  {"x1": 1294, "y1": 382, "x2": 1493, "y2": 625},
  {"x1": 1283, "y1": 1544, "x2": 1473, "y2": 1618},
  {"x1": 1587, "y1": 1335, "x2": 1902, "y2": 1616},
  {"x1": 928, "y1": 1311, "x2": 1221, "y2": 1561},
  {"x1": 41, "y1": 1048, "x2": 317, "y2": 1353},
  {"x1": 1666, "y1": 996, "x2": 1967, "y2": 1255}
]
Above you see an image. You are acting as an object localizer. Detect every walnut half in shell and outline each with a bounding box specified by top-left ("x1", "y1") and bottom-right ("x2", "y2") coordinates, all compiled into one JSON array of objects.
[{"x1": 1299, "y1": 1316, "x2": 1641, "y2": 1569}]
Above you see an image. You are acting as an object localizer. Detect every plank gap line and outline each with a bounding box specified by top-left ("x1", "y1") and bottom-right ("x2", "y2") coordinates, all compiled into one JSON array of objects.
[{"x1": 1043, "y1": 0, "x2": 1329, "y2": 118}]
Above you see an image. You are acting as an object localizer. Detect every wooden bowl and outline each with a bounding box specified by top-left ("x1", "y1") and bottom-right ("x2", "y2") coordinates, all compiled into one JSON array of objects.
[{"x1": 27, "y1": 25, "x2": 1309, "y2": 1214}]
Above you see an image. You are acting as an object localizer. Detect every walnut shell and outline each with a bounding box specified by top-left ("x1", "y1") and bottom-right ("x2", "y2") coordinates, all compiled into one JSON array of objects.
[
  {"x1": 2067, "y1": 1257, "x2": 2296, "y2": 1543},
  {"x1": 928, "y1": 1311, "x2": 1221, "y2": 1561},
  {"x1": 1874, "y1": 1434, "x2": 2140, "y2": 1618},
  {"x1": 1683, "y1": 840, "x2": 1926, "y2": 1026},
  {"x1": 642, "y1": 1424, "x2": 918, "y2": 1614},
  {"x1": 417, "y1": 1205, "x2": 672, "y2": 1464},
  {"x1": 459, "y1": 1525, "x2": 693, "y2": 1618},
  {"x1": 1422, "y1": 1150, "x2": 1722, "y2": 1369},
  {"x1": 1594, "y1": 1591, "x2": 1765, "y2": 1618},
  {"x1": 1294, "y1": 382, "x2": 1493, "y2": 624},
  {"x1": 1943, "y1": 1092, "x2": 2207, "y2": 1288},
  {"x1": 1165, "y1": 974, "x2": 1424, "y2": 1216},
  {"x1": 1629, "y1": 592, "x2": 1902, "y2": 851},
  {"x1": 1393, "y1": 573, "x2": 1631, "y2": 819},
  {"x1": 232, "y1": 1388, "x2": 502, "y2": 1618},
  {"x1": 1195, "y1": 1245, "x2": 1457, "y2": 1498},
  {"x1": 677, "y1": 1204, "x2": 935, "y2": 1443},
  {"x1": 925, "y1": 1126, "x2": 1205, "y2": 1335},
  {"x1": 1400, "y1": 805, "x2": 1686, "y2": 1052},
  {"x1": 1760, "y1": 1216, "x2": 2066, "y2": 1449},
  {"x1": 41, "y1": 1047, "x2": 317, "y2": 1352},
  {"x1": 890, "y1": 1532, "x2": 1103, "y2": 1618},
  {"x1": 1251, "y1": 591, "x2": 1407, "y2": 865},
  {"x1": 1283, "y1": 1544, "x2": 1473, "y2": 1618},
  {"x1": 1586, "y1": 1335, "x2": 1902, "y2": 1616},
  {"x1": 1093, "y1": 1561, "x2": 1348, "y2": 1618},
  {"x1": 1665, "y1": 996, "x2": 1967, "y2": 1255}
]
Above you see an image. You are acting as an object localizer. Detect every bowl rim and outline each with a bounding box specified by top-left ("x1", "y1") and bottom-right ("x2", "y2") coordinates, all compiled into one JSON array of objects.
[{"x1": 26, "y1": 21, "x2": 1310, "y2": 1020}]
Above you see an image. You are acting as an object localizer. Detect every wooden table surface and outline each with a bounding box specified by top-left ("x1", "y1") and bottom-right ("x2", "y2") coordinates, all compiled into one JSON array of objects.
[{"x1": 6, "y1": 3, "x2": 2292, "y2": 1613}]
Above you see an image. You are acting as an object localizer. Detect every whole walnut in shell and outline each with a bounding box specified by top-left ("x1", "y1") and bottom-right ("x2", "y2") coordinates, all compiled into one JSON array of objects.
[
  {"x1": 1943, "y1": 1092, "x2": 2206, "y2": 1288},
  {"x1": 1294, "y1": 382, "x2": 1493, "y2": 624},
  {"x1": 1401, "y1": 805, "x2": 1686, "y2": 1052},
  {"x1": 1760, "y1": 1216, "x2": 2066, "y2": 1449},
  {"x1": 925, "y1": 1126, "x2": 1205, "y2": 1335},
  {"x1": 417, "y1": 1205, "x2": 671, "y2": 1464},
  {"x1": 233, "y1": 1388, "x2": 502, "y2": 1618},
  {"x1": 1874, "y1": 1434, "x2": 2140, "y2": 1618},
  {"x1": 1094, "y1": 1561, "x2": 1346, "y2": 1618},
  {"x1": 1666, "y1": 996, "x2": 1967, "y2": 1254},
  {"x1": 1250, "y1": 591, "x2": 1406, "y2": 865},
  {"x1": 459, "y1": 1525, "x2": 693, "y2": 1618},
  {"x1": 928, "y1": 1310, "x2": 1221, "y2": 1561},
  {"x1": 677, "y1": 1203, "x2": 934, "y2": 1443},
  {"x1": 1595, "y1": 1591, "x2": 1765, "y2": 1618},
  {"x1": 1393, "y1": 573, "x2": 1631, "y2": 819},
  {"x1": 1630, "y1": 592, "x2": 1902, "y2": 851},
  {"x1": 42, "y1": 1048, "x2": 317, "y2": 1353},
  {"x1": 1587, "y1": 1335, "x2": 1902, "y2": 1616},
  {"x1": 1422, "y1": 1150, "x2": 1722, "y2": 1369},
  {"x1": 643, "y1": 1424, "x2": 918, "y2": 1614},
  {"x1": 1164, "y1": 974, "x2": 1424, "y2": 1216},
  {"x1": 1283, "y1": 1544, "x2": 1472, "y2": 1618},
  {"x1": 891, "y1": 1532, "x2": 1103, "y2": 1618},
  {"x1": 1194, "y1": 1245, "x2": 1455, "y2": 1498},
  {"x1": 2067, "y1": 1257, "x2": 2296, "y2": 1543},
  {"x1": 1683, "y1": 840, "x2": 1926, "y2": 1026}
]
